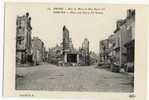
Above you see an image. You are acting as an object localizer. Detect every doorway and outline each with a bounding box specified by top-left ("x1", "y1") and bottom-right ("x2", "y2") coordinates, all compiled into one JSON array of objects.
[{"x1": 67, "y1": 54, "x2": 77, "y2": 63}]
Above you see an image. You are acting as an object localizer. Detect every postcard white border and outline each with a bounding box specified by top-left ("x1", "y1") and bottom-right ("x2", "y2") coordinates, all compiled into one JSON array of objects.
[{"x1": 3, "y1": 3, "x2": 148, "y2": 100}]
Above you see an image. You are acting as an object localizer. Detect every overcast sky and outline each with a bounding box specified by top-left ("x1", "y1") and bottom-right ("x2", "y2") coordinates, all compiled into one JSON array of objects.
[{"x1": 5, "y1": 3, "x2": 128, "y2": 54}]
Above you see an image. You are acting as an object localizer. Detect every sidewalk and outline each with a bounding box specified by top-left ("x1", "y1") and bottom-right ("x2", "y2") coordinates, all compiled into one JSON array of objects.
[{"x1": 16, "y1": 63, "x2": 32, "y2": 67}]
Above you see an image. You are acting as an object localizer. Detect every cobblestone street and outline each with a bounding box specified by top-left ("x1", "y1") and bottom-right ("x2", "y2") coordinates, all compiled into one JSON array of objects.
[{"x1": 16, "y1": 64, "x2": 133, "y2": 92}]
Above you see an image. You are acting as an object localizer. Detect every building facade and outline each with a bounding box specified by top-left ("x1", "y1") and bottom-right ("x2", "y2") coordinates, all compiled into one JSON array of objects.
[
  {"x1": 99, "y1": 39, "x2": 109, "y2": 64},
  {"x1": 113, "y1": 9, "x2": 135, "y2": 65},
  {"x1": 16, "y1": 12, "x2": 32, "y2": 64},
  {"x1": 124, "y1": 9, "x2": 135, "y2": 63},
  {"x1": 48, "y1": 44, "x2": 63, "y2": 64},
  {"x1": 80, "y1": 38, "x2": 90, "y2": 65},
  {"x1": 89, "y1": 51, "x2": 98, "y2": 65},
  {"x1": 31, "y1": 37, "x2": 45, "y2": 65},
  {"x1": 99, "y1": 9, "x2": 135, "y2": 70}
]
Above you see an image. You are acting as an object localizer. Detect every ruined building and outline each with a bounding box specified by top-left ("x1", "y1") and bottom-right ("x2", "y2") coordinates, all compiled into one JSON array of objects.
[
  {"x1": 31, "y1": 37, "x2": 45, "y2": 65},
  {"x1": 99, "y1": 9, "x2": 135, "y2": 69},
  {"x1": 62, "y1": 25, "x2": 79, "y2": 65},
  {"x1": 80, "y1": 38, "x2": 90, "y2": 65},
  {"x1": 16, "y1": 12, "x2": 32, "y2": 64}
]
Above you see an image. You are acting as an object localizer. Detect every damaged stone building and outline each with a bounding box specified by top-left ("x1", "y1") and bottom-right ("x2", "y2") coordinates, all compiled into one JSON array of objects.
[
  {"x1": 62, "y1": 25, "x2": 79, "y2": 65},
  {"x1": 16, "y1": 12, "x2": 32, "y2": 64},
  {"x1": 99, "y1": 9, "x2": 135, "y2": 71}
]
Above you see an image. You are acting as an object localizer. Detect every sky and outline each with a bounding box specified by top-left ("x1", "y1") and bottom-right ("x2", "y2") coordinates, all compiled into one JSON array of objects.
[{"x1": 5, "y1": 3, "x2": 128, "y2": 54}]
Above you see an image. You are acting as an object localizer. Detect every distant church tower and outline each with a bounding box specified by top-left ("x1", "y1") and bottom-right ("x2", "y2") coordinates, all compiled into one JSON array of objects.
[
  {"x1": 62, "y1": 25, "x2": 79, "y2": 64},
  {"x1": 62, "y1": 25, "x2": 70, "y2": 52}
]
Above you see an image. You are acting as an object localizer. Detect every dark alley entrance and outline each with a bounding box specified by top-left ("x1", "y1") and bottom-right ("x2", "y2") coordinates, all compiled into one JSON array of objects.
[{"x1": 67, "y1": 54, "x2": 77, "y2": 63}]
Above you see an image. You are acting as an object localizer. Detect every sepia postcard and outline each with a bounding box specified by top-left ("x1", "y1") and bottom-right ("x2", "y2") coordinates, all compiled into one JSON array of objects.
[{"x1": 3, "y1": 2, "x2": 148, "y2": 100}]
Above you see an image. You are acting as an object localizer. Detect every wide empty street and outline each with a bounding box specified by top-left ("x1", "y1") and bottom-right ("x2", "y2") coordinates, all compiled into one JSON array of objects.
[{"x1": 16, "y1": 64, "x2": 133, "y2": 92}]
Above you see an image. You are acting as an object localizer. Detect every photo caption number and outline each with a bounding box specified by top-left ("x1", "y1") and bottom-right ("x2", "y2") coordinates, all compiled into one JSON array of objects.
[{"x1": 19, "y1": 94, "x2": 34, "y2": 97}]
